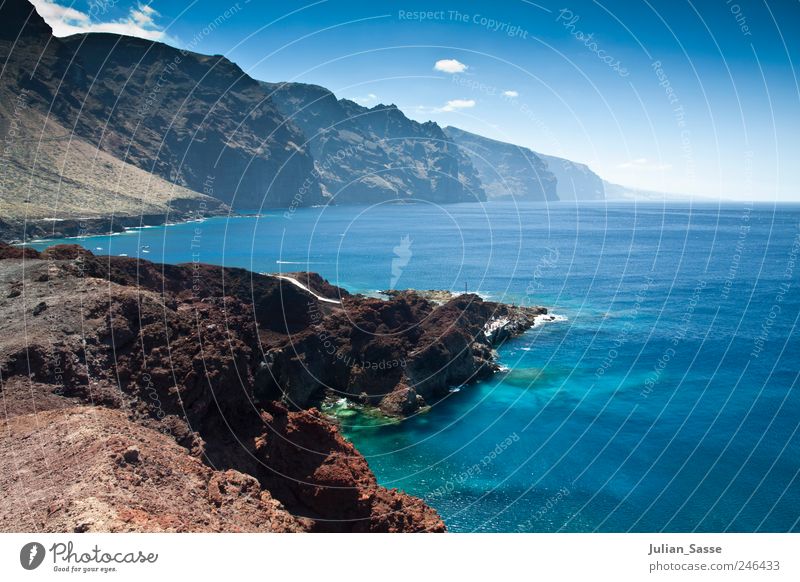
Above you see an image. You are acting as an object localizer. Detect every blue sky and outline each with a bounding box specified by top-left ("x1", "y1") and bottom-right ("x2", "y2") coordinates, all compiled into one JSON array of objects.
[{"x1": 31, "y1": 0, "x2": 800, "y2": 200}]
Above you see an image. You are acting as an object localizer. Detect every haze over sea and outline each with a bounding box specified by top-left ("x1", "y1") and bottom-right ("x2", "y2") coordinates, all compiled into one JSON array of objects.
[{"x1": 31, "y1": 201, "x2": 800, "y2": 532}]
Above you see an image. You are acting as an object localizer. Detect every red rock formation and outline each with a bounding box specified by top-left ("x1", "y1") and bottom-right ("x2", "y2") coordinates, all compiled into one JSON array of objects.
[
  {"x1": 255, "y1": 402, "x2": 444, "y2": 532},
  {"x1": 0, "y1": 243, "x2": 546, "y2": 531},
  {"x1": 0, "y1": 406, "x2": 305, "y2": 532},
  {"x1": 0, "y1": 243, "x2": 446, "y2": 532}
]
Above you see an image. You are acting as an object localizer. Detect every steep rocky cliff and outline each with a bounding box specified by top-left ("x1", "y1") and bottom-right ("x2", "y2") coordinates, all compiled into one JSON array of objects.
[
  {"x1": 1, "y1": 0, "x2": 321, "y2": 214},
  {"x1": 264, "y1": 82, "x2": 486, "y2": 203},
  {"x1": 0, "y1": 0, "x2": 228, "y2": 239},
  {"x1": 539, "y1": 153, "x2": 606, "y2": 201},
  {"x1": 57, "y1": 33, "x2": 323, "y2": 209},
  {"x1": 0, "y1": 243, "x2": 445, "y2": 532},
  {"x1": 444, "y1": 126, "x2": 557, "y2": 201},
  {"x1": 1, "y1": 0, "x2": 610, "y2": 224},
  {"x1": 445, "y1": 126, "x2": 605, "y2": 201},
  {"x1": 1, "y1": 0, "x2": 485, "y2": 215}
]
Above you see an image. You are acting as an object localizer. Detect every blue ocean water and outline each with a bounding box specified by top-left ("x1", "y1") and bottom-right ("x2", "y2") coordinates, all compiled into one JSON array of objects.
[{"x1": 30, "y1": 201, "x2": 800, "y2": 532}]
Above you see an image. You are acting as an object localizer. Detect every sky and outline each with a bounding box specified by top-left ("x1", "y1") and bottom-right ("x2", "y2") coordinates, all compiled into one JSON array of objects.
[{"x1": 29, "y1": 0, "x2": 800, "y2": 201}]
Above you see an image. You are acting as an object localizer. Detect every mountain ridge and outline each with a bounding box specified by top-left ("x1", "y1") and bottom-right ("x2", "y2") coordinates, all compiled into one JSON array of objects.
[
  {"x1": 2, "y1": 0, "x2": 619, "y2": 240},
  {"x1": 263, "y1": 80, "x2": 486, "y2": 204},
  {"x1": 0, "y1": 0, "x2": 230, "y2": 240},
  {"x1": 444, "y1": 126, "x2": 605, "y2": 201},
  {"x1": 443, "y1": 125, "x2": 558, "y2": 201}
]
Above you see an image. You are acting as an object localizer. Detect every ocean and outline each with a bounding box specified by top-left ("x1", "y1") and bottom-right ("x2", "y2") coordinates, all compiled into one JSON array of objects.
[{"x1": 30, "y1": 201, "x2": 800, "y2": 532}]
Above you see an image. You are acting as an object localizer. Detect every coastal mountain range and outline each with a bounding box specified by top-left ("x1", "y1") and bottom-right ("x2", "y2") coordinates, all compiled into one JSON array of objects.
[
  {"x1": 264, "y1": 82, "x2": 486, "y2": 204},
  {"x1": 1, "y1": 0, "x2": 606, "y2": 240},
  {"x1": 443, "y1": 126, "x2": 605, "y2": 202}
]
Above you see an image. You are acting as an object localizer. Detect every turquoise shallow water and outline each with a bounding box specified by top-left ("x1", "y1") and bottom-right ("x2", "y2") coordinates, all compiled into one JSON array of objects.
[{"x1": 30, "y1": 201, "x2": 800, "y2": 531}]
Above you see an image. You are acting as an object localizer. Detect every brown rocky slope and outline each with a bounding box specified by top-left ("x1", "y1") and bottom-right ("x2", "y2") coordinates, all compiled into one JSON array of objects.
[
  {"x1": 0, "y1": 1, "x2": 231, "y2": 242},
  {"x1": 0, "y1": 243, "x2": 547, "y2": 532}
]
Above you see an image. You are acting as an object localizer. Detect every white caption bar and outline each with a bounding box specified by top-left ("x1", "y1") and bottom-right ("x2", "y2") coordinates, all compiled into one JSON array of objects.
[{"x1": 1, "y1": 533, "x2": 797, "y2": 580}]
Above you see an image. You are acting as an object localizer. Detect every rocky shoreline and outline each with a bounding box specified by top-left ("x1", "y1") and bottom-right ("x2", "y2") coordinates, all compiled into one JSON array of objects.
[
  {"x1": 269, "y1": 279, "x2": 550, "y2": 417},
  {"x1": 0, "y1": 243, "x2": 551, "y2": 532},
  {"x1": 0, "y1": 205, "x2": 229, "y2": 244}
]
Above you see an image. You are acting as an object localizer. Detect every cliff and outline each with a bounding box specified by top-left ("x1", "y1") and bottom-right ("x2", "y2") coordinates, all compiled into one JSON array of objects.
[
  {"x1": 0, "y1": 243, "x2": 445, "y2": 532},
  {"x1": 0, "y1": 0, "x2": 612, "y2": 231},
  {"x1": 58, "y1": 34, "x2": 323, "y2": 209},
  {"x1": 264, "y1": 82, "x2": 486, "y2": 203},
  {"x1": 0, "y1": 1, "x2": 229, "y2": 241},
  {"x1": 0, "y1": 0, "x2": 321, "y2": 219},
  {"x1": 443, "y1": 126, "x2": 557, "y2": 201},
  {"x1": 0, "y1": 0, "x2": 52, "y2": 39},
  {"x1": 445, "y1": 126, "x2": 605, "y2": 201},
  {"x1": 539, "y1": 154, "x2": 606, "y2": 201},
  {"x1": 602, "y1": 180, "x2": 695, "y2": 201},
  {"x1": 0, "y1": 0, "x2": 485, "y2": 219}
]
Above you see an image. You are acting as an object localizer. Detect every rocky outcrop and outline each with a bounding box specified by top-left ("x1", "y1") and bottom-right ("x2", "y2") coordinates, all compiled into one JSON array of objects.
[
  {"x1": 264, "y1": 82, "x2": 486, "y2": 203},
  {"x1": 444, "y1": 126, "x2": 557, "y2": 201},
  {"x1": 257, "y1": 288, "x2": 547, "y2": 415},
  {"x1": 0, "y1": 242, "x2": 550, "y2": 530},
  {"x1": 0, "y1": 243, "x2": 445, "y2": 532}
]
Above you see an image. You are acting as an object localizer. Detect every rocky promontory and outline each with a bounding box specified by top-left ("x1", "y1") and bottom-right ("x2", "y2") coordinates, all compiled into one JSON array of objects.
[
  {"x1": 0, "y1": 243, "x2": 549, "y2": 532},
  {"x1": 263, "y1": 278, "x2": 548, "y2": 416}
]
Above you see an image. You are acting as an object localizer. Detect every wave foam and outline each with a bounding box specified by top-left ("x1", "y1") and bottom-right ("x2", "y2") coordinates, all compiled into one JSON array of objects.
[{"x1": 532, "y1": 313, "x2": 568, "y2": 328}]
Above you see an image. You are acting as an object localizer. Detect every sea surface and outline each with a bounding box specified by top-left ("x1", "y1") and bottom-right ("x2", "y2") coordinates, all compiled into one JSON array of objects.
[{"x1": 30, "y1": 201, "x2": 800, "y2": 532}]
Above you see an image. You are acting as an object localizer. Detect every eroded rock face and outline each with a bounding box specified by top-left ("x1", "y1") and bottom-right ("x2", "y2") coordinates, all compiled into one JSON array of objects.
[
  {"x1": 262, "y1": 288, "x2": 548, "y2": 414},
  {"x1": 0, "y1": 1, "x2": 231, "y2": 239},
  {"x1": 59, "y1": 33, "x2": 323, "y2": 209},
  {"x1": 0, "y1": 0, "x2": 322, "y2": 213},
  {"x1": 444, "y1": 126, "x2": 558, "y2": 201},
  {"x1": 0, "y1": 244, "x2": 444, "y2": 532},
  {"x1": 538, "y1": 154, "x2": 606, "y2": 201},
  {"x1": 254, "y1": 402, "x2": 444, "y2": 532},
  {"x1": 264, "y1": 82, "x2": 486, "y2": 204},
  {"x1": 444, "y1": 125, "x2": 606, "y2": 201},
  {"x1": 0, "y1": 243, "x2": 547, "y2": 531},
  {"x1": 0, "y1": 0, "x2": 52, "y2": 40},
  {"x1": 0, "y1": 0, "x2": 483, "y2": 218}
]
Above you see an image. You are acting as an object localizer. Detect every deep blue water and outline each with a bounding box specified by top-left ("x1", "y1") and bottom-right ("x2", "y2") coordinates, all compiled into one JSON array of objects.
[{"x1": 30, "y1": 201, "x2": 800, "y2": 532}]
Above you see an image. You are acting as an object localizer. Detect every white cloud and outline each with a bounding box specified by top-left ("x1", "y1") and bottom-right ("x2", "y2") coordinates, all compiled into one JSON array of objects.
[
  {"x1": 353, "y1": 93, "x2": 378, "y2": 105},
  {"x1": 31, "y1": 0, "x2": 168, "y2": 42},
  {"x1": 434, "y1": 59, "x2": 468, "y2": 74},
  {"x1": 30, "y1": 0, "x2": 90, "y2": 26},
  {"x1": 130, "y1": 4, "x2": 157, "y2": 27},
  {"x1": 617, "y1": 158, "x2": 672, "y2": 171},
  {"x1": 503, "y1": 90, "x2": 519, "y2": 98},
  {"x1": 438, "y1": 98, "x2": 476, "y2": 112}
]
